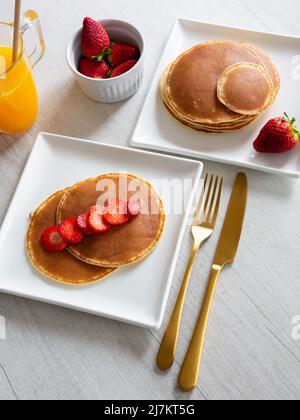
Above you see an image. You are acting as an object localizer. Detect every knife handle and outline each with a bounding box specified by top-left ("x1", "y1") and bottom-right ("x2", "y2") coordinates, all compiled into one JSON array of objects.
[{"x1": 179, "y1": 265, "x2": 222, "y2": 392}]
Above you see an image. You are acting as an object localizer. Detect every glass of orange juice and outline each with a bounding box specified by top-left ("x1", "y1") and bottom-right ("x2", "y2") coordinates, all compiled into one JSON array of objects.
[{"x1": 0, "y1": 10, "x2": 45, "y2": 134}]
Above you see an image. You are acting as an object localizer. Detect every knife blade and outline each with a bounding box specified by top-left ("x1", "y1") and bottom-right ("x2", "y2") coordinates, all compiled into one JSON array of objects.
[{"x1": 213, "y1": 172, "x2": 248, "y2": 267}]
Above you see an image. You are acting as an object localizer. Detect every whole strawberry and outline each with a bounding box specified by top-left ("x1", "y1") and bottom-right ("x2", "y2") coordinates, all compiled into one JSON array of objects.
[
  {"x1": 253, "y1": 114, "x2": 300, "y2": 153},
  {"x1": 110, "y1": 60, "x2": 137, "y2": 78},
  {"x1": 107, "y1": 43, "x2": 139, "y2": 67},
  {"x1": 79, "y1": 57, "x2": 110, "y2": 79},
  {"x1": 81, "y1": 17, "x2": 110, "y2": 59}
]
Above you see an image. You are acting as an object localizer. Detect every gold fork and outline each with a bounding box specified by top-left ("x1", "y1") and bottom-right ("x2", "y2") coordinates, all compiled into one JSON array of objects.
[{"x1": 157, "y1": 174, "x2": 223, "y2": 371}]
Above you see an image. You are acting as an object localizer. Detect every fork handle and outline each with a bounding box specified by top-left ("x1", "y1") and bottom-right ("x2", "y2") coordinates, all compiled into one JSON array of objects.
[
  {"x1": 178, "y1": 265, "x2": 222, "y2": 392},
  {"x1": 156, "y1": 246, "x2": 199, "y2": 371}
]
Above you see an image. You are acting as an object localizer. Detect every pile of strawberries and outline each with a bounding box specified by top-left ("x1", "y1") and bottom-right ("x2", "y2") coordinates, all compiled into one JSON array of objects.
[
  {"x1": 79, "y1": 17, "x2": 140, "y2": 79},
  {"x1": 41, "y1": 199, "x2": 141, "y2": 253}
]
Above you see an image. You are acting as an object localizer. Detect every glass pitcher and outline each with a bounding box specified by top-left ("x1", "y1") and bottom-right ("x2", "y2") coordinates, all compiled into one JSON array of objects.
[{"x1": 0, "y1": 10, "x2": 45, "y2": 134}]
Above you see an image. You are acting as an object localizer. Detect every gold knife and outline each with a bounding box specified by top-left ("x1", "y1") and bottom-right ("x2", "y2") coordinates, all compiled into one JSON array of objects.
[{"x1": 178, "y1": 172, "x2": 248, "y2": 392}]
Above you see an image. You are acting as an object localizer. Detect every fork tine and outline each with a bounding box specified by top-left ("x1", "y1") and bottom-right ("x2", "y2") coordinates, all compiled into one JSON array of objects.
[
  {"x1": 205, "y1": 176, "x2": 219, "y2": 222},
  {"x1": 211, "y1": 177, "x2": 224, "y2": 226},
  {"x1": 203, "y1": 175, "x2": 214, "y2": 216},
  {"x1": 193, "y1": 174, "x2": 208, "y2": 224}
]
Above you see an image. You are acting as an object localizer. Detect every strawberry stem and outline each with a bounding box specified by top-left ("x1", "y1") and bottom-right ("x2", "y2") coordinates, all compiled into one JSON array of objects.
[
  {"x1": 284, "y1": 112, "x2": 300, "y2": 142},
  {"x1": 92, "y1": 47, "x2": 110, "y2": 62}
]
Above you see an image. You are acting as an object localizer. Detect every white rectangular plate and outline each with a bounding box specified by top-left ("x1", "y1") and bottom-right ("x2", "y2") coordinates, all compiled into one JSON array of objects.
[
  {"x1": 0, "y1": 133, "x2": 202, "y2": 329},
  {"x1": 131, "y1": 18, "x2": 300, "y2": 178}
]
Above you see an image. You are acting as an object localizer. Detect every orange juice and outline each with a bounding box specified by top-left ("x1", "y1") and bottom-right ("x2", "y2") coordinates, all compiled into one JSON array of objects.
[{"x1": 0, "y1": 46, "x2": 38, "y2": 133}]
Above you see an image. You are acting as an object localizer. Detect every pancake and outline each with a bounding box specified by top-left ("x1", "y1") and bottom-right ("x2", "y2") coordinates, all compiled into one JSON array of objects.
[
  {"x1": 160, "y1": 66, "x2": 256, "y2": 132},
  {"x1": 217, "y1": 63, "x2": 274, "y2": 115},
  {"x1": 163, "y1": 98, "x2": 258, "y2": 133},
  {"x1": 56, "y1": 174, "x2": 165, "y2": 268},
  {"x1": 26, "y1": 190, "x2": 116, "y2": 286},
  {"x1": 243, "y1": 43, "x2": 281, "y2": 95},
  {"x1": 160, "y1": 40, "x2": 280, "y2": 133},
  {"x1": 162, "y1": 96, "x2": 257, "y2": 129},
  {"x1": 165, "y1": 40, "x2": 262, "y2": 124}
]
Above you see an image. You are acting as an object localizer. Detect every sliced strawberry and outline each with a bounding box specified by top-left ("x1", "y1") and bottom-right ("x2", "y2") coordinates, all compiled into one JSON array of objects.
[
  {"x1": 41, "y1": 226, "x2": 67, "y2": 253},
  {"x1": 77, "y1": 212, "x2": 94, "y2": 236},
  {"x1": 88, "y1": 206, "x2": 111, "y2": 233},
  {"x1": 128, "y1": 199, "x2": 141, "y2": 217},
  {"x1": 58, "y1": 218, "x2": 84, "y2": 245},
  {"x1": 103, "y1": 199, "x2": 130, "y2": 226}
]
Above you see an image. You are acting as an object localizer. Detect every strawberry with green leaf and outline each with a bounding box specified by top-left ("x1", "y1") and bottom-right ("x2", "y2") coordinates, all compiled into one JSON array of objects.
[
  {"x1": 253, "y1": 113, "x2": 300, "y2": 153},
  {"x1": 81, "y1": 17, "x2": 110, "y2": 59}
]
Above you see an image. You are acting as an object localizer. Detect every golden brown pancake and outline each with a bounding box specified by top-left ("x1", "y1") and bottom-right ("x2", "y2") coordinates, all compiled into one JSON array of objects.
[
  {"x1": 26, "y1": 190, "x2": 116, "y2": 286},
  {"x1": 160, "y1": 67, "x2": 257, "y2": 133},
  {"x1": 162, "y1": 97, "x2": 257, "y2": 130},
  {"x1": 217, "y1": 63, "x2": 273, "y2": 115},
  {"x1": 165, "y1": 40, "x2": 262, "y2": 124},
  {"x1": 56, "y1": 174, "x2": 165, "y2": 268},
  {"x1": 163, "y1": 99, "x2": 258, "y2": 133},
  {"x1": 243, "y1": 42, "x2": 281, "y2": 95},
  {"x1": 160, "y1": 40, "x2": 280, "y2": 133}
]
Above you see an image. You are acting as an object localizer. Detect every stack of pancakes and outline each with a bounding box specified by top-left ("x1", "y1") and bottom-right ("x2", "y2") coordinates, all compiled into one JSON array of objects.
[
  {"x1": 160, "y1": 40, "x2": 280, "y2": 133},
  {"x1": 26, "y1": 174, "x2": 165, "y2": 286}
]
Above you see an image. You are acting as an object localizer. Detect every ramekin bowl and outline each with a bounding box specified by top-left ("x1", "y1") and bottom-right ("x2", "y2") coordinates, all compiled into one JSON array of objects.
[{"x1": 66, "y1": 19, "x2": 145, "y2": 103}]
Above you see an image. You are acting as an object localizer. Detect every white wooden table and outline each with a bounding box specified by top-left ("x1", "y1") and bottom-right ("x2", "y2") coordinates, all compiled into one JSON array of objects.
[{"x1": 1, "y1": 0, "x2": 300, "y2": 401}]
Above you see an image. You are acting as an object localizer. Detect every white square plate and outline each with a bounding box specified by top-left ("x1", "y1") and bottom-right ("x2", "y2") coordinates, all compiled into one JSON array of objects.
[
  {"x1": 131, "y1": 18, "x2": 300, "y2": 178},
  {"x1": 0, "y1": 133, "x2": 203, "y2": 329}
]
